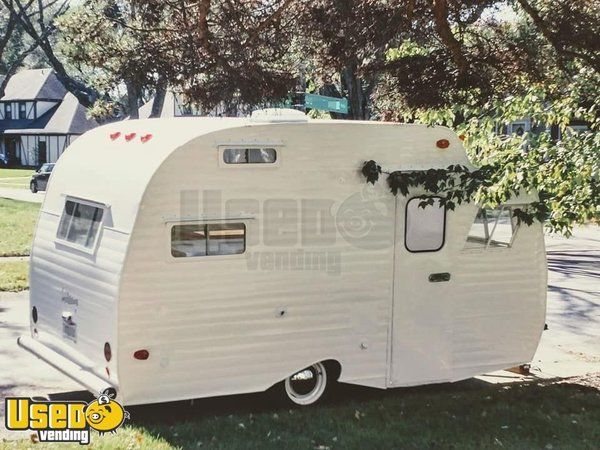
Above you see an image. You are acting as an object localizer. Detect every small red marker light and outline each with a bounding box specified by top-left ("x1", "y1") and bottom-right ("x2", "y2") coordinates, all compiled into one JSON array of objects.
[
  {"x1": 459, "y1": 134, "x2": 466, "y2": 141},
  {"x1": 125, "y1": 133, "x2": 137, "y2": 142},
  {"x1": 436, "y1": 139, "x2": 450, "y2": 149},
  {"x1": 133, "y1": 349, "x2": 149, "y2": 360},
  {"x1": 104, "y1": 342, "x2": 112, "y2": 362},
  {"x1": 140, "y1": 134, "x2": 153, "y2": 143},
  {"x1": 110, "y1": 132, "x2": 121, "y2": 141}
]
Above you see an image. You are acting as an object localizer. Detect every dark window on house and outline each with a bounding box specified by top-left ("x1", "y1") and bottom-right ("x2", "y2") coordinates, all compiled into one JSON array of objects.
[
  {"x1": 18, "y1": 102, "x2": 27, "y2": 119},
  {"x1": 38, "y1": 141, "x2": 47, "y2": 165},
  {"x1": 4, "y1": 103, "x2": 12, "y2": 120}
]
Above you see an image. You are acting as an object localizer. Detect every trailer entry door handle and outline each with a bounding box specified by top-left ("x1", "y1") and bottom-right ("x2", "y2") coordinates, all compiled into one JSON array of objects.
[{"x1": 429, "y1": 272, "x2": 451, "y2": 283}]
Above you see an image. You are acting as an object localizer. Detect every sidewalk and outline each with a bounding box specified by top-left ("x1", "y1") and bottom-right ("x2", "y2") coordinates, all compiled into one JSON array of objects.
[
  {"x1": 535, "y1": 225, "x2": 600, "y2": 377},
  {"x1": 0, "y1": 187, "x2": 44, "y2": 203}
]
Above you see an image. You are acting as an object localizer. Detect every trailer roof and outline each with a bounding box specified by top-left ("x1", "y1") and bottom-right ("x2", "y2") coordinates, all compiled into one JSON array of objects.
[{"x1": 42, "y1": 116, "x2": 469, "y2": 232}]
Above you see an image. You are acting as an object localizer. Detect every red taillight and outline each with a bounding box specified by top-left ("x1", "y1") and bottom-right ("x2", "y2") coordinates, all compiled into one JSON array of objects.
[
  {"x1": 140, "y1": 134, "x2": 153, "y2": 143},
  {"x1": 134, "y1": 349, "x2": 149, "y2": 360},
  {"x1": 104, "y1": 342, "x2": 112, "y2": 362},
  {"x1": 436, "y1": 139, "x2": 450, "y2": 149},
  {"x1": 125, "y1": 132, "x2": 137, "y2": 142},
  {"x1": 110, "y1": 132, "x2": 121, "y2": 141}
]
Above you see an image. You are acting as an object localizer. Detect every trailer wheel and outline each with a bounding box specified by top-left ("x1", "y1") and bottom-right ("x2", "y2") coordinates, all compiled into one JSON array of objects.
[{"x1": 283, "y1": 362, "x2": 328, "y2": 406}]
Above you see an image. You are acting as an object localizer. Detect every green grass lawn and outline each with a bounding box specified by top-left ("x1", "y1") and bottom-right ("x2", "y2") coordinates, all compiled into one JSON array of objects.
[
  {"x1": 0, "y1": 260, "x2": 29, "y2": 291},
  {"x1": 0, "y1": 168, "x2": 35, "y2": 190},
  {"x1": 0, "y1": 168, "x2": 35, "y2": 179},
  {"x1": 1, "y1": 376, "x2": 598, "y2": 449},
  {"x1": 0, "y1": 198, "x2": 40, "y2": 256}
]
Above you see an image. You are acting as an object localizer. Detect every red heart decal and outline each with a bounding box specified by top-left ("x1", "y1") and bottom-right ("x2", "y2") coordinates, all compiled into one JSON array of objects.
[
  {"x1": 125, "y1": 133, "x2": 137, "y2": 142},
  {"x1": 110, "y1": 132, "x2": 121, "y2": 141},
  {"x1": 140, "y1": 134, "x2": 153, "y2": 143}
]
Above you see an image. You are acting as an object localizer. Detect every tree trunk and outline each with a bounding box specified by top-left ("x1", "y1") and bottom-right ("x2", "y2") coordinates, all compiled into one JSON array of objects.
[
  {"x1": 342, "y1": 65, "x2": 368, "y2": 120},
  {"x1": 38, "y1": 39, "x2": 98, "y2": 108},
  {"x1": 0, "y1": 0, "x2": 99, "y2": 107},
  {"x1": 126, "y1": 81, "x2": 140, "y2": 119},
  {"x1": 149, "y1": 78, "x2": 167, "y2": 118}
]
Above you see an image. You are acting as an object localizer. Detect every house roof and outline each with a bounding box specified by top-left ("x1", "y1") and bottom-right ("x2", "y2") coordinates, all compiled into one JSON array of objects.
[
  {"x1": 2, "y1": 92, "x2": 98, "y2": 135},
  {"x1": 0, "y1": 68, "x2": 67, "y2": 101},
  {"x1": 138, "y1": 91, "x2": 176, "y2": 119}
]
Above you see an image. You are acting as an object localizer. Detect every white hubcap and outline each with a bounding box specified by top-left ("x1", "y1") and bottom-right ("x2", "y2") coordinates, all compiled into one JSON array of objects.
[{"x1": 284, "y1": 362, "x2": 327, "y2": 405}]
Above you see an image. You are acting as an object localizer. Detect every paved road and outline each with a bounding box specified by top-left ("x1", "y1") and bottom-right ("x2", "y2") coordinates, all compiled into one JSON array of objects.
[
  {"x1": 535, "y1": 225, "x2": 600, "y2": 377},
  {"x1": 0, "y1": 187, "x2": 44, "y2": 203},
  {"x1": 0, "y1": 290, "x2": 81, "y2": 439},
  {"x1": 0, "y1": 225, "x2": 598, "y2": 437}
]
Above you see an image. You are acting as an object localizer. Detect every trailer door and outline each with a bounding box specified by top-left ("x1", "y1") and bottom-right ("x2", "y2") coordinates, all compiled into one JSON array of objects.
[{"x1": 390, "y1": 196, "x2": 452, "y2": 385}]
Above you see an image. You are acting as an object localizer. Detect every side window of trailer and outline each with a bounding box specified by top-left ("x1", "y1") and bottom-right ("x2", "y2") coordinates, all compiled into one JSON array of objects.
[
  {"x1": 223, "y1": 148, "x2": 277, "y2": 164},
  {"x1": 171, "y1": 223, "x2": 246, "y2": 258},
  {"x1": 465, "y1": 206, "x2": 520, "y2": 249},
  {"x1": 56, "y1": 199, "x2": 104, "y2": 249},
  {"x1": 405, "y1": 197, "x2": 446, "y2": 252}
]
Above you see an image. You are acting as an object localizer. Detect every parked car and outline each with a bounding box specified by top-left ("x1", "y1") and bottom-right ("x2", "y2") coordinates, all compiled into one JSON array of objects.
[{"x1": 30, "y1": 163, "x2": 55, "y2": 193}]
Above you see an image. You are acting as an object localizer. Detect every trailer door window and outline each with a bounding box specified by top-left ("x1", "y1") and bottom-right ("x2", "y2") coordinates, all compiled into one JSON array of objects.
[
  {"x1": 405, "y1": 197, "x2": 446, "y2": 252},
  {"x1": 223, "y1": 148, "x2": 276, "y2": 164},
  {"x1": 57, "y1": 200, "x2": 104, "y2": 249},
  {"x1": 171, "y1": 223, "x2": 245, "y2": 257},
  {"x1": 465, "y1": 206, "x2": 520, "y2": 249}
]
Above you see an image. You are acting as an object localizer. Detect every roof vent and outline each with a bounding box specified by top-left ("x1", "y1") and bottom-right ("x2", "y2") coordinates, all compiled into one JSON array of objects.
[{"x1": 250, "y1": 108, "x2": 308, "y2": 123}]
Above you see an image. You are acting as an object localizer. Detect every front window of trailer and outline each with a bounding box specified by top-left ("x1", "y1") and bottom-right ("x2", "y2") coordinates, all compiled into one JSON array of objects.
[
  {"x1": 57, "y1": 200, "x2": 104, "y2": 249},
  {"x1": 465, "y1": 205, "x2": 521, "y2": 249}
]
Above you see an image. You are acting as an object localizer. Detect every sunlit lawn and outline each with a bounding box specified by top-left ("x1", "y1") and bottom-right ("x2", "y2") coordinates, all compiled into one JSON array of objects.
[
  {"x1": 0, "y1": 198, "x2": 40, "y2": 256},
  {"x1": 0, "y1": 260, "x2": 29, "y2": 292},
  {"x1": 1, "y1": 377, "x2": 598, "y2": 449},
  {"x1": 0, "y1": 168, "x2": 34, "y2": 190}
]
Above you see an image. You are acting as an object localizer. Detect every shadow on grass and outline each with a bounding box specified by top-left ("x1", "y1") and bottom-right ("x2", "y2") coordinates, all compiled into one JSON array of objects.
[{"x1": 119, "y1": 378, "x2": 599, "y2": 449}]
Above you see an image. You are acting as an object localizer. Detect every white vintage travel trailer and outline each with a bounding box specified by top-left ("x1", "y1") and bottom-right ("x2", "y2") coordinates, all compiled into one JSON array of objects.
[{"x1": 19, "y1": 109, "x2": 547, "y2": 406}]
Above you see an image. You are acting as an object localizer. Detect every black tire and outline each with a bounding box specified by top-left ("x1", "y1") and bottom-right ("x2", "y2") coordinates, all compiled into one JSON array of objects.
[
  {"x1": 280, "y1": 362, "x2": 331, "y2": 406},
  {"x1": 30, "y1": 181, "x2": 38, "y2": 193}
]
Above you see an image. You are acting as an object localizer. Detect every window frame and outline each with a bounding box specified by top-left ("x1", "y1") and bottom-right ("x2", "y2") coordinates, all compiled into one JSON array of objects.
[
  {"x1": 18, "y1": 102, "x2": 27, "y2": 119},
  {"x1": 4, "y1": 103, "x2": 12, "y2": 120},
  {"x1": 169, "y1": 220, "x2": 247, "y2": 260},
  {"x1": 218, "y1": 145, "x2": 281, "y2": 169},
  {"x1": 404, "y1": 196, "x2": 447, "y2": 254},
  {"x1": 464, "y1": 205, "x2": 522, "y2": 251},
  {"x1": 55, "y1": 197, "x2": 106, "y2": 254}
]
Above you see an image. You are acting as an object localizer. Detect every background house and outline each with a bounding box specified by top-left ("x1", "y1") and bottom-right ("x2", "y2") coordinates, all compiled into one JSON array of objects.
[
  {"x1": 138, "y1": 91, "x2": 249, "y2": 119},
  {"x1": 0, "y1": 68, "x2": 98, "y2": 166}
]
